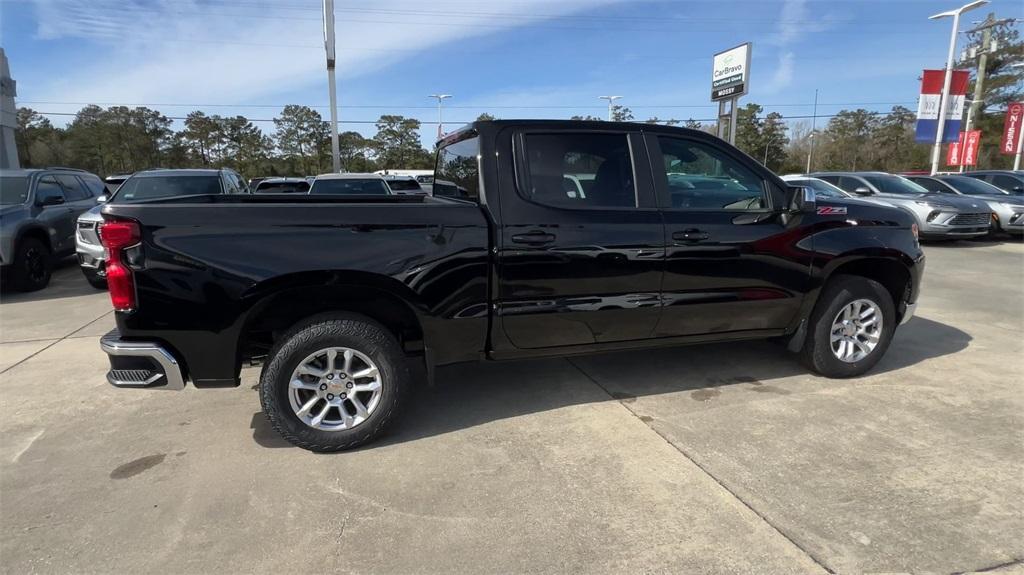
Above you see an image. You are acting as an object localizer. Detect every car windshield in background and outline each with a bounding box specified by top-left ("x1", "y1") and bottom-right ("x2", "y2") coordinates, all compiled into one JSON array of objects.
[
  {"x1": 254, "y1": 182, "x2": 309, "y2": 194},
  {"x1": 0, "y1": 176, "x2": 30, "y2": 205},
  {"x1": 942, "y1": 176, "x2": 1008, "y2": 196},
  {"x1": 789, "y1": 178, "x2": 848, "y2": 199},
  {"x1": 386, "y1": 179, "x2": 421, "y2": 191},
  {"x1": 862, "y1": 175, "x2": 929, "y2": 195},
  {"x1": 309, "y1": 179, "x2": 391, "y2": 195},
  {"x1": 114, "y1": 176, "x2": 222, "y2": 202}
]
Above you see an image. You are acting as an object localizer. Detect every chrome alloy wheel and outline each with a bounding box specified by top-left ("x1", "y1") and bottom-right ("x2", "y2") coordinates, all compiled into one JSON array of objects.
[
  {"x1": 830, "y1": 298, "x2": 883, "y2": 363},
  {"x1": 288, "y1": 347, "x2": 383, "y2": 431}
]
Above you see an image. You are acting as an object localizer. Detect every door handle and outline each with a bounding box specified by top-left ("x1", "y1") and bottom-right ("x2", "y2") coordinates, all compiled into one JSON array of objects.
[
  {"x1": 672, "y1": 229, "x2": 709, "y2": 243},
  {"x1": 511, "y1": 231, "x2": 556, "y2": 245}
]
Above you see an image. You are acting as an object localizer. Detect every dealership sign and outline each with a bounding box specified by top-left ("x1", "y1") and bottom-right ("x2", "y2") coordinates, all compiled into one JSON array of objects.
[
  {"x1": 947, "y1": 132, "x2": 965, "y2": 166},
  {"x1": 915, "y1": 69, "x2": 969, "y2": 143},
  {"x1": 947, "y1": 130, "x2": 982, "y2": 166},
  {"x1": 711, "y1": 43, "x2": 751, "y2": 101},
  {"x1": 1001, "y1": 102, "x2": 1023, "y2": 155}
]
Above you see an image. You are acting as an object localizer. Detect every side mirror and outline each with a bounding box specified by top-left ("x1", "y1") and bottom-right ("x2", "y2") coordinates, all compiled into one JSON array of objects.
[
  {"x1": 789, "y1": 185, "x2": 816, "y2": 214},
  {"x1": 38, "y1": 195, "x2": 65, "y2": 207},
  {"x1": 96, "y1": 194, "x2": 108, "y2": 204},
  {"x1": 853, "y1": 186, "x2": 873, "y2": 196}
]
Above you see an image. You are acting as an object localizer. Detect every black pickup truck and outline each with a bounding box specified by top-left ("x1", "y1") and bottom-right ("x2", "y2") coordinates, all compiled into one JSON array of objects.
[{"x1": 98, "y1": 120, "x2": 924, "y2": 451}]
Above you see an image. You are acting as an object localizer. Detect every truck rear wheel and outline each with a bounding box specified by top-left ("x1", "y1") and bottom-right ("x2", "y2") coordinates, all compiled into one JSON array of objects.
[
  {"x1": 800, "y1": 275, "x2": 896, "y2": 378},
  {"x1": 259, "y1": 314, "x2": 410, "y2": 452}
]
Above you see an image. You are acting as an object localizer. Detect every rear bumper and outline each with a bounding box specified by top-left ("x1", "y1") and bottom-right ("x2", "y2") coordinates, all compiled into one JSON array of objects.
[{"x1": 100, "y1": 330, "x2": 186, "y2": 390}]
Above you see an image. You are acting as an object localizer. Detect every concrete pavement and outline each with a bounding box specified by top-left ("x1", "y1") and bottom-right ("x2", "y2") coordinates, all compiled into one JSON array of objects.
[{"x1": 1, "y1": 241, "x2": 1022, "y2": 573}]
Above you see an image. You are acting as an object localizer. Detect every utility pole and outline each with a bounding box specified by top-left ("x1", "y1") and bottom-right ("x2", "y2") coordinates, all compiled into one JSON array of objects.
[
  {"x1": 599, "y1": 95, "x2": 622, "y2": 121},
  {"x1": 429, "y1": 94, "x2": 452, "y2": 140},
  {"x1": 928, "y1": 0, "x2": 988, "y2": 175},
  {"x1": 960, "y1": 13, "x2": 1016, "y2": 172},
  {"x1": 323, "y1": 0, "x2": 340, "y2": 173},
  {"x1": 806, "y1": 88, "x2": 818, "y2": 173}
]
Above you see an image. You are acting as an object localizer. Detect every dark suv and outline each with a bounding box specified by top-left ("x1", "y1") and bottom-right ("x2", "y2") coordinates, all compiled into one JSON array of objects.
[{"x1": 0, "y1": 167, "x2": 106, "y2": 291}]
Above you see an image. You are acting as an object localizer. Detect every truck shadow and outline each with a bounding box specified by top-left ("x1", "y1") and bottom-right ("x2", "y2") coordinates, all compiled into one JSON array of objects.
[
  {"x1": 0, "y1": 257, "x2": 100, "y2": 303},
  {"x1": 250, "y1": 316, "x2": 971, "y2": 451}
]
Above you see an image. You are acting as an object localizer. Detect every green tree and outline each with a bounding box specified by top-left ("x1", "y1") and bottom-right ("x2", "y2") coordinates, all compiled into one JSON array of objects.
[
  {"x1": 372, "y1": 115, "x2": 431, "y2": 168},
  {"x1": 733, "y1": 103, "x2": 789, "y2": 171},
  {"x1": 338, "y1": 130, "x2": 376, "y2": 172},
  {"x1": 15, "y1": 108, "x2": 64, "y2": 167},
  {"x1": 181, "y1": 111, "x2": 222, "y2": 167},
  {"x1": 476, "y1": 112, "x2": 497, "y2": 121},
  {"x1": 817, "y1": 109, "x2": 879, "y2": 170},
  {"x1": 273, "y1": 105, "x2": 325, "y2": 175},
  {"x1": 218, "y1": 116, "x2": 273, "y2": 177},
  {"x1": 611, "y1": 105, "x2": 633, "y2": 121}
]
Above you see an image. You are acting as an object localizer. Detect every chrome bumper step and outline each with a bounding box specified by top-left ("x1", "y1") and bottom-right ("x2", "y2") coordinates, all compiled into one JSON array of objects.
[{"x1": 100, "y1": 330, "x2": 186, "y2": 390}]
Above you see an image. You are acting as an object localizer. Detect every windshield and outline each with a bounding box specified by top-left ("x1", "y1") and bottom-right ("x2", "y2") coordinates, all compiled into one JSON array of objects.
[
  {"x1": 113, "y1": 175, "x2": 222, "y2": 202},
  {"x1": 254, "y1": 181, "x2": 309, "y2": 194},
  {"x1": 788, "y1": 178, "x2": 849, "y2": 199},
  {"x1": 385, "y1": 179, "x2": 421, "y2": 191},
  {"x1": 941, "y1": 176, "x2": 1008, "y2": 196},
  {"x1": 861, "y1": 174, "x2": 929, "y2": 195},
  {"x1": 309, "y1": 179, "x2": 391, "y2": 195},
  {"x1": 0, "y1": 176, "x2": 30, "y2": 205}
]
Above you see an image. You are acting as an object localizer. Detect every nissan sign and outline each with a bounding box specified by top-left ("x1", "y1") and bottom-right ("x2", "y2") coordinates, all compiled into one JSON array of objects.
[{"x1": 711, "y1": 43, "x2": 751, "y2": 101}]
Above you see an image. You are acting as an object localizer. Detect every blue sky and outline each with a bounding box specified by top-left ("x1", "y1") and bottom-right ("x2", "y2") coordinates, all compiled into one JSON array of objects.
[{"x1": 2, "y1": 0, "x2": 1020, "y2": 146}]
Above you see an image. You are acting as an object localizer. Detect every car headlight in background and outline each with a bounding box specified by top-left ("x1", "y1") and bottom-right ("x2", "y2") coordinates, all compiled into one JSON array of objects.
[{"x1": 926, "y1": 210, "x2": 942, "y2": 222}]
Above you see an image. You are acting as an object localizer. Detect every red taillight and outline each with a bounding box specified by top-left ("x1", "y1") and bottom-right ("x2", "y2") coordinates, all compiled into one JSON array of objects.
[{"x1": 98, "y1": 219, "x2": 141, "y2": 312}]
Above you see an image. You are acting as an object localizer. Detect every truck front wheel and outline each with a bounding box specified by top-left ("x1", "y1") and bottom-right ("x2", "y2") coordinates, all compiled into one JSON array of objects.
[
  {"x1": 260, "y1": 314, "x2": 411, "y2": 452},
  {"x1": 800, "y1": 275, "x2": 896, "y2": 378}
]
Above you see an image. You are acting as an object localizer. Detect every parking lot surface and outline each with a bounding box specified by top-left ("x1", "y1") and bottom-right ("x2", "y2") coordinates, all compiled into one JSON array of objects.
[{"x1": 2, "y1": 242, "x2": 1022, "y2": 574}]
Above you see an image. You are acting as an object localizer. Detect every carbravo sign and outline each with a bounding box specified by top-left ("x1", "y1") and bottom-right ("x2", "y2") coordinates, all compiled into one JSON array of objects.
[{"x1": 711, "y1": 43, "x2": 751, "y2": 101}]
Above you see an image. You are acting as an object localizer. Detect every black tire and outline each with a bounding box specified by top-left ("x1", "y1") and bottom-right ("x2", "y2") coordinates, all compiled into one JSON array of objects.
[
  {"x1": 82, "y1": 267, "x2": 107, "y2": 290},
  {"x1": 800, "y1": 275, "x2": 896, "y2": 378},
  {"x1": 259, "y1": 313, "x2": 411, "y2": 452},
  {"x1": 11, "y1": 238, "x2": 52, "y2": 292}
]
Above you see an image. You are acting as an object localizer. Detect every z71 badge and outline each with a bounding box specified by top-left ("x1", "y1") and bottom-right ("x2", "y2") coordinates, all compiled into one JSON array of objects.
[{"x1": 817, "y1": 206, "x2": 848, "y2": 215}]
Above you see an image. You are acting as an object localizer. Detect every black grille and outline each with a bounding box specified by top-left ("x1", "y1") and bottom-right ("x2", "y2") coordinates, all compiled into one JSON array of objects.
[{"x1": 950, "y1": 212, "x2": 990, "y2": 226}]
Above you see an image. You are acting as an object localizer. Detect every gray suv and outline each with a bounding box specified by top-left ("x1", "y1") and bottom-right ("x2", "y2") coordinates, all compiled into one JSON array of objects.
[
  {"x1": 811, "y1": 172, "x2": 992, "y2": 240},
  {"x1": 0, "y1": 168, "x2": 106, "y2": 291},
  {"x1": 76, "y1": 168, "x2": 248, "y2": 287}
]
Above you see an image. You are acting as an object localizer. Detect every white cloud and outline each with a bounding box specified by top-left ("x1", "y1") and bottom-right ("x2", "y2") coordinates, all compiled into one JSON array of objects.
[
  {"x1": 762, "y1": 51, "x2": 794, "y2": 95},
  {"x1": 27, "y1": 0, "x2": 621, "y2": 110}
]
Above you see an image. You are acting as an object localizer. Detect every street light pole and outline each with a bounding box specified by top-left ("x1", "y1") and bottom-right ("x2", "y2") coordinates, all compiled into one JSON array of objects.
[
  {"x1": 928, "y1": 0, "x2": 988, "y2": 175},
  {"x1": 322, "y1": 0, "x2": 340, "y2": 173},
  {"x1": 598, "y1": 95, "x2": 622, "y2": 121},
  {"x1": 807, "y1": 88, "x2": 818, "y2": 173},
  {"x1": 429, "y1": 94, "x2": 452, "y2": 140}
]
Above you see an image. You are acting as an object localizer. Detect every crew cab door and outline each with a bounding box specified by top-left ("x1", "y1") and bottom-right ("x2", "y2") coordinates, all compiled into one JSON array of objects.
[
  {"x1": 646, "y1": 133, "x2": 809, "y2": 337},
  {"x1": 496, "y1": 129, "x2": 664, "y2": 349}
]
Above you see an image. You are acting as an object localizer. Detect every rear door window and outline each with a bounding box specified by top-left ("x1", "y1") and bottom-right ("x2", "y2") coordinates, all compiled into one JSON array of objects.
[
  {"x1": 434, "y1": 133, "x2": 480, "y2": 202},
  {"x1": 520, "y1": 133, "x2": 636, "y2": 208},
  {"x1": 36, "y1": 177, "x2": 66, "y2": 204},
  {"x1": 911, "y1": 177, "x2": 950, "y2": 193},
  {"x1": 992, "y1": 175, "x2": 1023, "y2": 191},
  {"x1": 55, "y1": 175, "x2": 91, "y2": 201}
]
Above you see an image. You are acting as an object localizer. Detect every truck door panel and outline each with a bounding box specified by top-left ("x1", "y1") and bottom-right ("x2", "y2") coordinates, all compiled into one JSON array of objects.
[
  {"x1": 496, "y1": 130, "x2": 664, "y2": 349},
  {"x1": 647, "y1": 134, "x2": 810, "y2": 337}
]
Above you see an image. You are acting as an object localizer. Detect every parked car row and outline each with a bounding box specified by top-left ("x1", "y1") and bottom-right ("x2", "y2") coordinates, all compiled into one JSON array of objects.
[{"x1": 782, "y1": 171, "x2": 1024, "y2": 240}]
